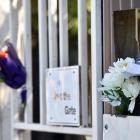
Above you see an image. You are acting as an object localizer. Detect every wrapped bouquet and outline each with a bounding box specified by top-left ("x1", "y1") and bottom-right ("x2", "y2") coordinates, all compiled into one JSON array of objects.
[{"x1": 100, "y1": 57, "x2": 140, "y2": 115}]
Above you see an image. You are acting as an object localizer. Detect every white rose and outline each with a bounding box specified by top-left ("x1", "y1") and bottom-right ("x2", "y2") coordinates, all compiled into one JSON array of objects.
[
  {"x1": 120, "y1": 59, "x2": 140, "y2": 112},
  {"x1": 111, "y1": 57, "x2": 135, "y2": 73},
  {"x1": 125, "y1": 57, "x2": 135, "y2": 64},
  {"x1": 122, "y1": 77, "x2": 140, "y2": 98},
  {"x1": 101, "y1": 72, "x2": 124, "y2": 88}
]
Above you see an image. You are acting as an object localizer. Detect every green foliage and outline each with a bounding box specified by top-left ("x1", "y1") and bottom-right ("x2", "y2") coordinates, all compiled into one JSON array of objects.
[
  {"x1": 31, "y1": 0, "x2": 91, "y2": 54},
  {"x1": 68, "y1": 0, "x2": 91, "y2": 48},
  {"x1": 115, "y1": 93, "x2": 130, "y2": 115},
  {"x1": 31, "y1": 0, "x2": 38, "y2": 48},
  {"x1": 68, "y1": 0, "x2": 78, "y2": 37}
]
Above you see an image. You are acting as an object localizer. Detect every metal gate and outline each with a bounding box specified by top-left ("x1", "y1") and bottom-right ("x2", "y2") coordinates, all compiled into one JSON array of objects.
[{"x1": 3, "y1": 0, "x2": 103, "y2": 140}]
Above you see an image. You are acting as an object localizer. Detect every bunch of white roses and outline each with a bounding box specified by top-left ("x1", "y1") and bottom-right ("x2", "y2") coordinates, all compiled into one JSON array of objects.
[{"x1": 100, "y1": 57, "x2": 140, "y2": 113}]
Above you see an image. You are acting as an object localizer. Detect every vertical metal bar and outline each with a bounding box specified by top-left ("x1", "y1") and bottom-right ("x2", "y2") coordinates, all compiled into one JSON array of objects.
[
  {"x1": 59, "y1": 0, "x2": 69, "y2": 66},
  {"x1": 77, "y1": 0, "x2": 88, "y2": 126},
  {"x1": 131, "y1": 0, "x2": 134, "y2": 9},
  {"x1": 38, "y1": 0, "x2": 48, "y2": 125},
  {"x1": 9, "y1": 0, "x2": 16, "y2": 46},
  {"x1": 9, "y1": 0, "x2": 14, "y2": 118},
  {"x1": 10, "y1": 0, "x2": 27, "y2": 124},
  {"x1": 119, "y1": 0, "x2": 122, "y2": 10},
  {"x1": 10, "y1": 90, "x2": 16, "y2": 140},
  {"x1": 48, "y1": 0, "x2": 58, "y2": 68},
  {"x1": 91, "y1": 0, "x2": 102, "y2": 140},
  {"x1": 9, "y1": 1, "x2": 16, "y2": 140},
  {"x1": 23, "y1": 0, "x2": 33, "y2": 123},
  {"x1": 9, "y1": 1, "x2": 20, "y2": 140}
]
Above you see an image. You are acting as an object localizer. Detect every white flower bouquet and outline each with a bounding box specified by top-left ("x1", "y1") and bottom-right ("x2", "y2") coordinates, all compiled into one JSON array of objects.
[{"x1": 100, "y1": 57, "x2": 140, "y2": 115}]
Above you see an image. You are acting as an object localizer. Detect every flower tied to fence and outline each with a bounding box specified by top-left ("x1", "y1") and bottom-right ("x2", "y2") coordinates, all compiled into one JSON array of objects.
[{"x1": 100, "y1": 57, "x2": 140, "y2": 115}]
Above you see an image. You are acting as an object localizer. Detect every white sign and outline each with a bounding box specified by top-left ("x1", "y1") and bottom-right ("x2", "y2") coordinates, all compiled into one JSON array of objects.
[{"x1": 46, "y1": 66, "x2": 80, "y2": 126}]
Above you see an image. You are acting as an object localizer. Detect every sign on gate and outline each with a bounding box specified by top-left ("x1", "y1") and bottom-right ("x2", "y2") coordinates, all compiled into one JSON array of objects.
[{"x1": 46, "y1": 66, "x2": 80, "y2": 126}]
